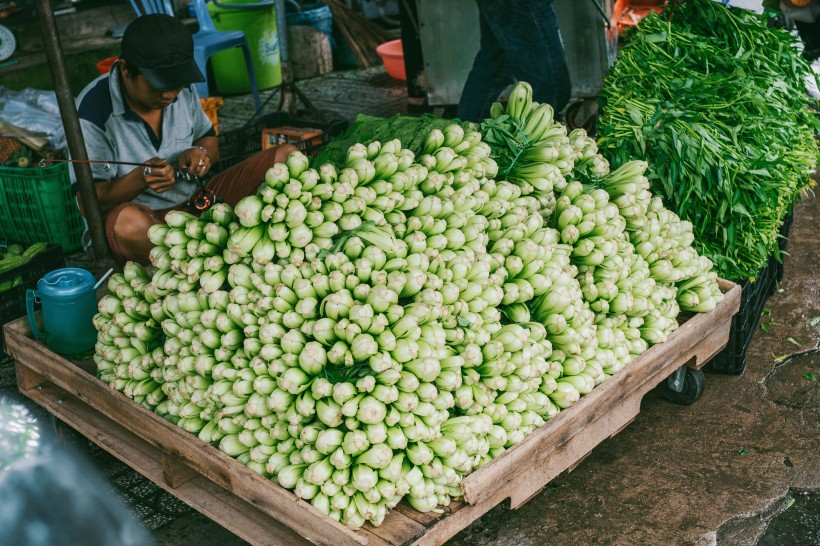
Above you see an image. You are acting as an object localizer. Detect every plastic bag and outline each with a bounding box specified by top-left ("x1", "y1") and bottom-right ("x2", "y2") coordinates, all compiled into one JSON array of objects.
[{"x1": 0, "y1": 86, "x2": 67, "y2": 151}]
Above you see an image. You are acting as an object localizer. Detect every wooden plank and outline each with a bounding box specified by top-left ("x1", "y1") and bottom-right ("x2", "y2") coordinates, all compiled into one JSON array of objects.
[
  {"x1": 356, "y1": 528, "x2": 396, "y2": 546},
  {"x1": 15, "y1": 359, "x2": 45, "y2": 390},
  {"x1": 162, "y1": 451, "x2": 199, "y2": 489},
  {"x1": 408, "y1": 497, "x2": 503, "y2": 546},
  {"x1": 504, "y1": 396, "x2": 642, "y2": 509},
  {"x1": 459, "y1": 280, "x2": 739, "y2": 506},
  {"x1": 393, "y1": 500, "x2": 462, "y2": 527},
  {"x1": 19, "y1": 378, "x2": 310, "y2": 546},
  {"x1": 5, "y1": 321, "x2": 367, "y2": 546},
  {"x1": 685, "y1": 320, "x2": 734, "y2": 370},
  {"x1": 393, "y1": 502, "x2": 443, "y2": 527},
  {"x1": 363, "y1": 509, "x2": 427, "y2": 546}
]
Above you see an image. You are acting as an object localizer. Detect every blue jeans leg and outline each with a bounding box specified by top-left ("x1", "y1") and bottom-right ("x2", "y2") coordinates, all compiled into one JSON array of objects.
[
  {"x1": 457, "y1": 2, "x2": 515, "y2": 122},
  {"x1": 458, "y1": 0, "x2": 572, "y2": 122}
]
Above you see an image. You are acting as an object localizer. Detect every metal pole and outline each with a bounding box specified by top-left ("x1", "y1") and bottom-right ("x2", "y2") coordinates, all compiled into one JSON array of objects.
[{"x1": 32, "y1": 0, "x2": 115, "y2": 273}]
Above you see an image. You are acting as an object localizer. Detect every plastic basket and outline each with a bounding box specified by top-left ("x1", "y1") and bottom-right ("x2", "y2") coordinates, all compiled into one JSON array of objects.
[
  {"x1": 0, "y1": 163, "x2": 85, "y2": 253},
  {"x1": 214, "y1": 111, "x2": 348, "y2": 173},
  {"x1": 703, "y1": 260, "x2": 778, "y2": 376},
  {"x1": 201, "y1": 97, "x2": 225, "y2": 136},
  {"x1": 0, "y1": 243, "x2": 65, "y2": 353}
]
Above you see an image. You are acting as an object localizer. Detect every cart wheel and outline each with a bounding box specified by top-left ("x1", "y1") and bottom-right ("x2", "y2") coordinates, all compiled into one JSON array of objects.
[
  {"x1": 565, "y1": 99, "x2": 598, "y2": 134},
  {"x1": 663, "y1": 367, "x2": 705, "y2": 405}
]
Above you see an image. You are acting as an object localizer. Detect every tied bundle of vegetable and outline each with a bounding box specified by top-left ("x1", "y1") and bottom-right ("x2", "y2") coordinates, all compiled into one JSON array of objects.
[
  {"x1": 545, "y1": 180, "x2": 648, "y2": 361},
  {"x1": 93, "y1": 262, "x2": 166, "y2": 412},
  {"x1": 226, "y1": 143, "x2": 414, "y2": 267},
  {"x1": 601, "y1": 161, "x2": 724, "y2": 314},
  {"x1": 479, "y1": 82, "x2": 579, "y2": 219},
  {"x1": 456, "y1": 179, "x2": 597, "y2": 405},
  {"x1": 387, "y1": 126, "x2": 572, "y2": 451},
  {"x1": 597, "y1": 0, "x2": 818, "y2": 280}
]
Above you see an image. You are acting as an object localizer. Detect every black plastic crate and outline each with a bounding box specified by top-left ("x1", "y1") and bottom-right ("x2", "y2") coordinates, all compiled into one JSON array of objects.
[
  {"x1": 1, "y1": 243, "x2": 65, "y2": 353},
  {"x1": 214, "y1": 111, "x2": 349, "y2": 173},
  {"x1": 703, "y1": 259, "x2": 778, "y2": 376},
  {"x1": 773, "y1": 205, "x2": 794, "y2": 284}
]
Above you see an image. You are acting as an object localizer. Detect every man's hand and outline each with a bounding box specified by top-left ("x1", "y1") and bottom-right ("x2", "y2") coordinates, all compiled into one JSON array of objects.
[
  {"x1": 177, "y1": 146, "x2": 212, "y2": 178},
  {"x1": 142, "y1": 157, "x2": 175, "y2": 193}
]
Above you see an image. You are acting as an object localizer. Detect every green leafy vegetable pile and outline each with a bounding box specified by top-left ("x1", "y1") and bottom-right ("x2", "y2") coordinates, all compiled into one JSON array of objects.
[{"x1": 597, "y1": 0, "x2": 819, "y2": 280}]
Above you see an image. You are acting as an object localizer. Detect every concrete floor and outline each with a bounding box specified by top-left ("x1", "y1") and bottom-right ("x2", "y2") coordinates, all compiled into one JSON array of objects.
[{"x1": 1, "y1": 67, "x2": 817, "y2": 545}]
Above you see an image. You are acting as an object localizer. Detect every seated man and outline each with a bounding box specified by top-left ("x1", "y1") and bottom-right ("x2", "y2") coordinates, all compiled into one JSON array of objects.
[{"x1": 74, "y1": 14, "x2": 294, "y2": 265}]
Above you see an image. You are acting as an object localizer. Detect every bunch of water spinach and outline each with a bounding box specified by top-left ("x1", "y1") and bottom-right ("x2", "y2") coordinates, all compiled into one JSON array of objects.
[{"x1": 598, "y1": 0, "x2": 819, "y2": 281}]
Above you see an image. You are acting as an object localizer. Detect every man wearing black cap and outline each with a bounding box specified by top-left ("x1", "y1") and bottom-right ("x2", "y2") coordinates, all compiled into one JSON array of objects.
[{"x1": 73, "y1": 14, "x2": 293, "y2": 265}]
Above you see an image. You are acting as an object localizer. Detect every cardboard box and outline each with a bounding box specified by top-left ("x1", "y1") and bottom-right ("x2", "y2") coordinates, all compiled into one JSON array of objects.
[{"x1": 261, "y1": 126, "x2": 325, "y2": 150}]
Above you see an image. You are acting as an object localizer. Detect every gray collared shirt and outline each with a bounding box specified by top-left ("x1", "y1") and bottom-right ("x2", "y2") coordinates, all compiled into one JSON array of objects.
[{"x1": 72, "y1": 62, "x2": 215, "y2": 210}]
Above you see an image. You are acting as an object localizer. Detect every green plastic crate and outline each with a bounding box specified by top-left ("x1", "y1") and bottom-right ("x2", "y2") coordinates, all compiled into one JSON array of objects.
[{"x1": 0, "y1": 163, "x2": 84, "y2": 253}]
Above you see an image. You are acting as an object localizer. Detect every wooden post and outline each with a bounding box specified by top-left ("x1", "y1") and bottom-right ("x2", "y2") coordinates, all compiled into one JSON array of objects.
[
  {"x1": 275, "y1": 0, "x2": 298, "y2": 113},
  {"x1": 32, "y1": 0, "x2": 115, "y2": 272}
]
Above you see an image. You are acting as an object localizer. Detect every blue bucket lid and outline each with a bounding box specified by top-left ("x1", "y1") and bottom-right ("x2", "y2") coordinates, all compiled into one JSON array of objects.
[{"x1": 37, "y1": 268, "x2": 97, "y2": 298}]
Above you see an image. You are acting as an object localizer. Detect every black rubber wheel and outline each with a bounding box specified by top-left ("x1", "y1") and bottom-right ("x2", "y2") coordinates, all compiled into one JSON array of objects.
[
  {"x1": 662, "y1": 368, "x2": 705, "y2": 405},
  {"x1": 565, "y1": 99, "x2": 598, "y2": 134}
]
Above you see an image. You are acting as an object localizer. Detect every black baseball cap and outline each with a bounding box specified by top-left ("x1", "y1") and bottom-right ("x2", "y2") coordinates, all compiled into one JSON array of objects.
[{"x1": 121, "y1": 14, "x2": 205, "y2": 91}]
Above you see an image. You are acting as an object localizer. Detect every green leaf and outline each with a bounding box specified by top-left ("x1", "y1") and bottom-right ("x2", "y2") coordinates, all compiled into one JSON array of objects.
[
  {"x1": 787, "y1": 337, "x2": 800, "y2": 346},
  {"x1": 810, "y1": 317, "x2": 820, "y2": 327},
  {"x1": 643, "y1": 32, "x2": 668, "y2": 43},
  {"x1": 773, "y1": 353, "x2": 789, "y2": 363},
  {"x1": 805, "y1": 374, "x2": 817, "y2": 381},
  {"x1": 786, "y1": 498, "x2": 796, "y2": 509},
  {"x1": 736, "y1": 449, "x2": 750, "y2": 456}
]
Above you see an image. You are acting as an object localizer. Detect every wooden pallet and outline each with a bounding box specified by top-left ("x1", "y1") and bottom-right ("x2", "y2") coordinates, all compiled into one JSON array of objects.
[{"x1": 4, "y1": 279, "x2": 740, "y2": 546}]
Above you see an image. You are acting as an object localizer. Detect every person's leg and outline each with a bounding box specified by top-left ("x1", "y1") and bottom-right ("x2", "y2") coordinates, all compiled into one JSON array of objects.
[
  {"x1": 105, "y1": 203, "x2": 163, "y2": 266},
  {"x1": 490, "y1": 0, "x2": 572, "y2": 115},
  {"x1": 207, "y1": 144, "x2": 297, "y2": 207},
  {"x1": 457, "y1": 0, "x2": 515, "y2": 122}
]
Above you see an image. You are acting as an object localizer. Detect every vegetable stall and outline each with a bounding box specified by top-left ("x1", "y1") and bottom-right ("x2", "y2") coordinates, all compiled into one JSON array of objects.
[
  {"x1": 6, "y1": 88, "x2": 741, "y2": 543},
  {"x1": 4, "y1": 1, "x2": 816, "y2": 544}
]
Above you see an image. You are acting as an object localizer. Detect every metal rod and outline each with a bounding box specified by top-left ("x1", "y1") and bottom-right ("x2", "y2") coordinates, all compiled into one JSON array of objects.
[
  {"x1": 589, "y1": 0, "x2": 611, "y2": 28},
  {"x1": 39, "y1": 158, "x2": 155, "y2": 168},
  {"x1": 33, "y1": 0, "x2": 115, "y2": 272}
]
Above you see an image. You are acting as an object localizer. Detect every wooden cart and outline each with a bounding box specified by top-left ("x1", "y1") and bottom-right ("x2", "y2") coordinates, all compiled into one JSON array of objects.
[{"x1": 3, "y1": 280, "x2": 740, "y2": 546}]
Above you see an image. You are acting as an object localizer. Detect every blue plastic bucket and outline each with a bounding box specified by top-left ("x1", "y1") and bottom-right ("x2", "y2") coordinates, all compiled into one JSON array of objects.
[{"x1": 286, "y1": 3, "x2": 335, "y2": 49}]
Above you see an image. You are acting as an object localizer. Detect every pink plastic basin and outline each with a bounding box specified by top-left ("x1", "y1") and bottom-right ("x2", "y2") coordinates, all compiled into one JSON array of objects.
[{"x1": 376, "y1": 39, "x2": 406, "y2": 81}]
